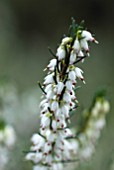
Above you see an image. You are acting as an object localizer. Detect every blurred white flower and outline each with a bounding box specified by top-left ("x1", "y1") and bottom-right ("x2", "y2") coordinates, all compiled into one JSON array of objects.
[{"x1": 4, "y1": 125, "x2": 16, "y2": 148}]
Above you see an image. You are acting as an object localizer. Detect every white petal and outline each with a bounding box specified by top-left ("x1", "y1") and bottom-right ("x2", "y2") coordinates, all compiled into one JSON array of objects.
[{"x1": 78, "y1": 50, "x2": 84, "y2": 57}]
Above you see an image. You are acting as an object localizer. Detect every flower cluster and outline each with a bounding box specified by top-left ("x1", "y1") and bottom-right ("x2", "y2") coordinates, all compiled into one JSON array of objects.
[
  {"x1": 0, "y1": 121, "x2": 16, "y2": 170},
  {"x1": 25, "y1": 20, "x2": 109, "y2": 170},
  {"x1": 0, "y1": 119, "x2": 16, "y2": 170},
  {"x1": 76, "y1": 95, "x2": 110, "y2": 160},
  {"x1": 0, "y1": 79, "x2": 17, "y2": 170}
]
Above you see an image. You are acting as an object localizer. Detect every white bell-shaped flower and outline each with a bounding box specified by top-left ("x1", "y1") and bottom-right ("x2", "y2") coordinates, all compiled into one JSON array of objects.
[
  {"x1": 45, "y1": 154, "x2": 52, "y2": 165},
  {"x1": 41, "y1": 115, "x2": 50, "y2": 129},
  {"x1": 46, "y1": 90, "x2": 55, "y2": 100},
  {"x1": 69, "y1": 50, "x2": 77, "y2": 64},
  {"x1": 26, "y1": 152, "x2": 43, "y2": 164},
  {"x1": 4, "y1": 125, "x2": 16, "y2": 147},
  {"x1": 82, "y1": 30, "x2": 94, "y2": 42},
  {"x1": 51, "y1": 101, "x2": 59, "y2": 112},
  {"x1": 45, "y1": 84, "x2": 53, "y2": 93},
  {"x1": 45, "y1": 130, "x2": 56, "y2": 142},
  {"x1": 80, "y1": 38, "x2": 89, "y2": 52},
  {"x1": 68, "y1": 70, "x2": 76, "y2": 82},
  {"x1": 39, "y1": 99, "x2": 48, "y2": 108},
  {"x1": 63, "y1": 91, "x2": 71, "y2": 103},
  {"x1": 52, "y1": 119, "x2": 57, "y2": 132},
  {"x1": 64, "y1": 128, "x2": 74, "y2": 138},
  {"x1": 75, "y1": 67, "x2": 84, "y2": 80},
  {"x1": 57, "y1": 114, "x2": 67, "y2": 129},
  {"x1": 61, "y1": 105, "x2": 69, "y2": 119},
  {"x1": 47, "y1": 59, "x2": 57, "y2": 70},
  {"x1": 56, "y1": 82, "x2": 64, "y2": 95},
  {"x1": 31, "y1": 133, "x2": 45, "y2": 146},
  {"x1": 44, "y1": 73, "x2": 54, "y2": 85},
  {"x1": 56, "y1": 45, "x2": 66, "y2": 60},
  {"x1": 65, "y1": 80, "x2": 73, "y2": 92},
  {"x1": 102, "y1": 101, "x2": 110, "y2": 113},
  {"x1": 44, "y1": 142, "x2": 52, "y2": 155},
  {"x1": 61, "y1": 37, "x2": 72, "y2": 45},
  {"x1": 73, "y1": 38, "x2": 80, "y2": 53}
]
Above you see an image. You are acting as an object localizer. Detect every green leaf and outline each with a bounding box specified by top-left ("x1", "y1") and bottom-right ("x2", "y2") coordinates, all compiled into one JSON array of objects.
[{"x1": 0, "y1": 119, "x2": 6, "y2": 130}]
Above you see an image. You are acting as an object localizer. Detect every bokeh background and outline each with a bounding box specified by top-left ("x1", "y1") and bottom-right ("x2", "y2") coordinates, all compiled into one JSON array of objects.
[{"x1": 0, "y1": 0, "x2": 114, "y2": 170}]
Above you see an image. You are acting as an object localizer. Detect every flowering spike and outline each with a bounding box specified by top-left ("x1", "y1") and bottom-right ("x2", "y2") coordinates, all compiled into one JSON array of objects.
[{"x1": 25, "y1": 19, "x2": 109, "y2": 170}]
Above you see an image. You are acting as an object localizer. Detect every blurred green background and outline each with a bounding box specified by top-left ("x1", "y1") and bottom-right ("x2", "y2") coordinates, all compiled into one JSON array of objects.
[{"x1": 0, "y1": 0, "x2": 114, "y2": 170}]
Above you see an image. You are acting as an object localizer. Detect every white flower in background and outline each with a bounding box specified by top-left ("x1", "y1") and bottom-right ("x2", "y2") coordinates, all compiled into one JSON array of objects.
[
  {"x1": 0, "y1": 147, "x2": 9, "y2": 170},
  {"x1": 33, "y1": 165, "x2": 51, "y2": 170},
  {"x1": 0, "y1": 124, "x2": 16, "y2": 148},
  {"x1": 0, "y1": 80, "x2": 17, "y2": 170},
  {"x1": 102, "y1": 100, "x2": 110, "y2": 112},
  {"x1": 4, "y1": 125, "x2": 16, "y2": 148},
  {"x1": 25, "y1": 19, "x2": 109, "y2": 170}
]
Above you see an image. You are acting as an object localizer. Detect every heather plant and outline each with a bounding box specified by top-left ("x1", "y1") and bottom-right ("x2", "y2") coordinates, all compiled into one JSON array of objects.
[{"x1": 25, "y1": 19, "x2": 110, "y2": 170}]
